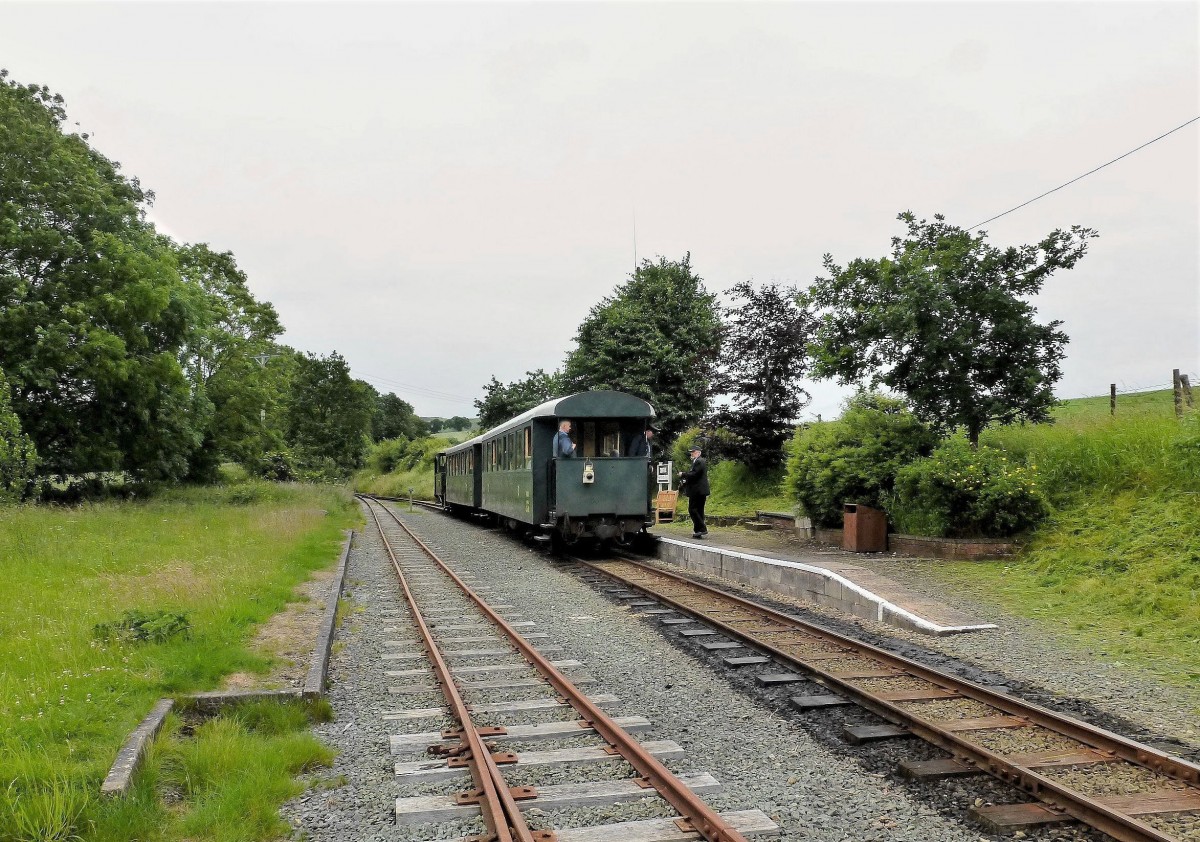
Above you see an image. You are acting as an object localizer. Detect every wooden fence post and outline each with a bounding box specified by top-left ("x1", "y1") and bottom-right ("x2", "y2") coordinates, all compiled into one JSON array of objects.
[
  {"x1": 1110, "y1": 384, "x2": 1116, "y2": 416},
  {"x1": 1181, "y1": 374, "x2": 1194, "y2": 410},
  {"x1": 1174, "y1": 369, "x2": 1183, "y2": 418}
]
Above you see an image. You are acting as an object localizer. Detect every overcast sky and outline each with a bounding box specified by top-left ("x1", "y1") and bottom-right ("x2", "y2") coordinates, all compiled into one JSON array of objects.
[{"x1": 3, "y1": 1, "x2": 1197, "y2": 419}]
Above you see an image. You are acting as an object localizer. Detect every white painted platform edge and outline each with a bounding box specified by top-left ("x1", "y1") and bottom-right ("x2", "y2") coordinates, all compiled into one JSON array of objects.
[{"x1": 658, "y1": 537, "x2": 997, "y2": 634}]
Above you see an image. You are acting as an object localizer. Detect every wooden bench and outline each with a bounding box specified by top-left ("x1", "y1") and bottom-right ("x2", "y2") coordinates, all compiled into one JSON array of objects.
[{"x1": 655, "y1": 491, "x2": 679, "y2": 524}]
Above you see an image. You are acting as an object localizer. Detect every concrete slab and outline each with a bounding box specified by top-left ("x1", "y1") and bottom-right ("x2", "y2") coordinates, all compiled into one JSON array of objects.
[
  {"x1": 790, "y1": 694, "x2": 852, "y2": 712},
  {"x1": 395, "y1": 772, "x2": 720, "y2": 825},
  {"x1": 756, "y1": 672, "x2": 804, "y2": 685},
  {"x1": 550, "y1": 810, "x2": 781, "y2": 842},
  {"x1": 724, "y1": 656, "x2": 771, "y2": 667},
  {"x1": 389, "y1": 715, "x2": 652, "y2": 753},
  {"x1": 655, "y1": 536, "x2": 996, "y2": 636},
  {"x1": 700, "y1": 641, "x2": 744, "y2": 651}
]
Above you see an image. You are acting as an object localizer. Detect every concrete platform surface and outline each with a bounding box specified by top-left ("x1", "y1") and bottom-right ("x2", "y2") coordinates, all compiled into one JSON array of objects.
[{"x1": 654, "y1": 535, "x2": 996, "y2": 636}]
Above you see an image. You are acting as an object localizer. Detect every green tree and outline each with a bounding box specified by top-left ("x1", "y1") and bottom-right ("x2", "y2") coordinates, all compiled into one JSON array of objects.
[
  {"x1": 563, "y1": 254, "x2": 722, "y2": 441},
  {"x1": 803, "y1": 212, "x2": 1097, "y2": 446},
  {"x1": 714, "y1": 280, "x2": 814, "y2": 470},
  {"x1": 373, "y1": 392, "x2": 428, "y2": 441},
  {"x1": 176, "y1": 243, "x2": 283, "y2": 478},
  {"x1": 0, "y1": 73, "x2": 206, "y2": 481},
  {"x1": 209, "y1": 344, "x2": 299, "y2": 470},
  {"x1": 0, "y1": 369, "x2": 37, "y2": 501},
  {"x1": 446, "y1": 416, "x2": 473, "y2": 431},
  {"x1": 475, "y1": 369, "x2": 564, "y2": 430},
  {"x1": 285, "y1": 352, "x2": 375, "y2": 475}
]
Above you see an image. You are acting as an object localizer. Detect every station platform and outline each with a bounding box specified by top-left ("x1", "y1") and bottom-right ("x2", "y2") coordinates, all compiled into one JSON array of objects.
[{"x1": 653, "y1": 534, "x2": 997, "y2": 636}]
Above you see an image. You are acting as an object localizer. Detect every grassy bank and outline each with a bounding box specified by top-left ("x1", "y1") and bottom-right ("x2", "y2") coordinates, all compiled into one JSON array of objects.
[
  {"x1": 353, "y1": 463, "x2": 434, "y2": 500},
  {"x1": 0, "y1": 482, "x2": 357, "y2": 841},
  {"x1": 970, "y1": 390, "x2": 1199, "y2": 685},
  {"x1": 692, "y1": 461, "x2": 790, "y2": 517},
  {"x1": 353, "y1": 435, "x2": 449, "y2": 500}
]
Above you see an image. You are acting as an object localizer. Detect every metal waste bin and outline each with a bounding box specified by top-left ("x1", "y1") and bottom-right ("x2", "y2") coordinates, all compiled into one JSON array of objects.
[{"x1": 843, "y1": 503, "x2": 887, "y2": 552}]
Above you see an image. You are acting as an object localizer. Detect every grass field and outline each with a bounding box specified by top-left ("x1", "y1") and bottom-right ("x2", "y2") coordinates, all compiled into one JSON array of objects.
[{"x1": 0, "y1": 482, "x2": 357, "y2": 841}]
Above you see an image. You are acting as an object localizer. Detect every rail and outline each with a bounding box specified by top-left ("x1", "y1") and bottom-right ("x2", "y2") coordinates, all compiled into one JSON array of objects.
[
  {"x1": 581, "y1": 555, "x2": 1200, "y2": 842},
  {"x1": 361, "y1": 495, "x2": 753, "y2": 842}
]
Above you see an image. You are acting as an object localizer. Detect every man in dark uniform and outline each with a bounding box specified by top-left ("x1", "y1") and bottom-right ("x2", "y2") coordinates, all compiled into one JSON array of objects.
[
  {"x1": 626, "y1": 424, "x2": 656, "y2": 457},
  {"x1": 679, "y1": 444, "x2": 709, "y2": 539}
]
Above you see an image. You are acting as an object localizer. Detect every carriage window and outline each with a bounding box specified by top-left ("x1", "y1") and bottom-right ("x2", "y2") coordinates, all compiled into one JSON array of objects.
[
  {"x1": 580, "y1": 422, "x2": 597, "y2": 457},
  {"x1": 600, "y1": 422, "x2": 621, "y2": 457},
  {"x1": 524, "y1": 426, "x2": 532, "y2": 468}
]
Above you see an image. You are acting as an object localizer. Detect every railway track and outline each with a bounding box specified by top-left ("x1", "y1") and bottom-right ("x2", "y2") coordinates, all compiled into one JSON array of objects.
[
  {"x1": 573, "y1": 554, "x2": 1200, "y2": 842},
  {"x1": 358, "y1": 495, "x2": 780, "y2": 841}
]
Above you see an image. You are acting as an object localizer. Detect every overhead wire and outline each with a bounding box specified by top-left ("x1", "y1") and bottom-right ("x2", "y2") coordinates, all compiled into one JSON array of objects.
[
  {"x1": 356, "y1": 372, "x2": 478, "y2": 407},
  {"x1": 968, "y1": 116, "x2": 1200, "y2": 230}
]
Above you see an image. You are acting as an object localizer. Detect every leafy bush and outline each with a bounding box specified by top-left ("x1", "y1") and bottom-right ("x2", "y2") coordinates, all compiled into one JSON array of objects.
[
  {"x1": 785, "y1": 392, "x2": 937, "y2": 527},
  {"x1": 889, "y1": 435, "x2": 1049, "y2": 538},
  {"x1": 295, "y1": 455, "x2": 345, "y2": 483},
  {"x1": 94, "y1": 610, "x2": 192, "y2": 644},
  {"x1": 368, "y1": 436, "x2": 441, "y2": 475},
  {"x1": 370, "y1": 437, "x2": 410, "y2": 474},
  {"x1": 251, "y1": 449, "x2": 296, "y2": 482},
  {"x1": 670, "y1": 426, "x2": 744, "y2": 470},
  {"x1": 0, "y1": 370, "x2": 37, "y2": 502},
  {"x1": 355, "y1": 436, "x2": 446, "y2": 499}
]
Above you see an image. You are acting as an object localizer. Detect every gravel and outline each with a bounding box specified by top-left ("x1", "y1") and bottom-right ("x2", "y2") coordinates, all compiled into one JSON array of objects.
[
  {"x1": 1041, "y1": 764, "x2": 1191, "y2": 797},
  {"x1": 971, "y1": 727, "x2": 1087, "y2": 755},
  {"x1": 281, "y1": 505, "x2": 1191, "y2": 841},
  {"x1": 895, "y1": 698, "x2": 998, "y2": 721}
]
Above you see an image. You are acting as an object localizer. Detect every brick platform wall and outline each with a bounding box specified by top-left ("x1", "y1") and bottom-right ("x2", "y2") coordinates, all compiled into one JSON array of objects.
[
  {"x1": 887, "y1": 534, "x2": 1015, "y2": 561},
  {"x1": 805, "y1": 525, "x2": 1014, "y2": 561}
]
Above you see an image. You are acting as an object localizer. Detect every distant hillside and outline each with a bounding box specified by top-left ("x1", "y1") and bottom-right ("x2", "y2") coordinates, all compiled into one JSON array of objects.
[{"x1": 433, "y1": 429, "x2": 476, "y2": 444}]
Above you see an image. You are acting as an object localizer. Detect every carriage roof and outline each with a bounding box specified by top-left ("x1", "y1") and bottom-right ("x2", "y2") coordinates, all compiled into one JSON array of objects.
[{"x1": 440, "y1": 391, "x2": 655, "y2": 456}]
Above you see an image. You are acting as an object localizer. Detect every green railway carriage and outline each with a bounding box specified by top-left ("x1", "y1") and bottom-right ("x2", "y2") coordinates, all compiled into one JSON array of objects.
[
  {"x1": 437, "y1": 445, "x2": 481, "y2": 510},
  {"x1": 435, "y1": 391, "x2": 656, "y2": 543}
]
